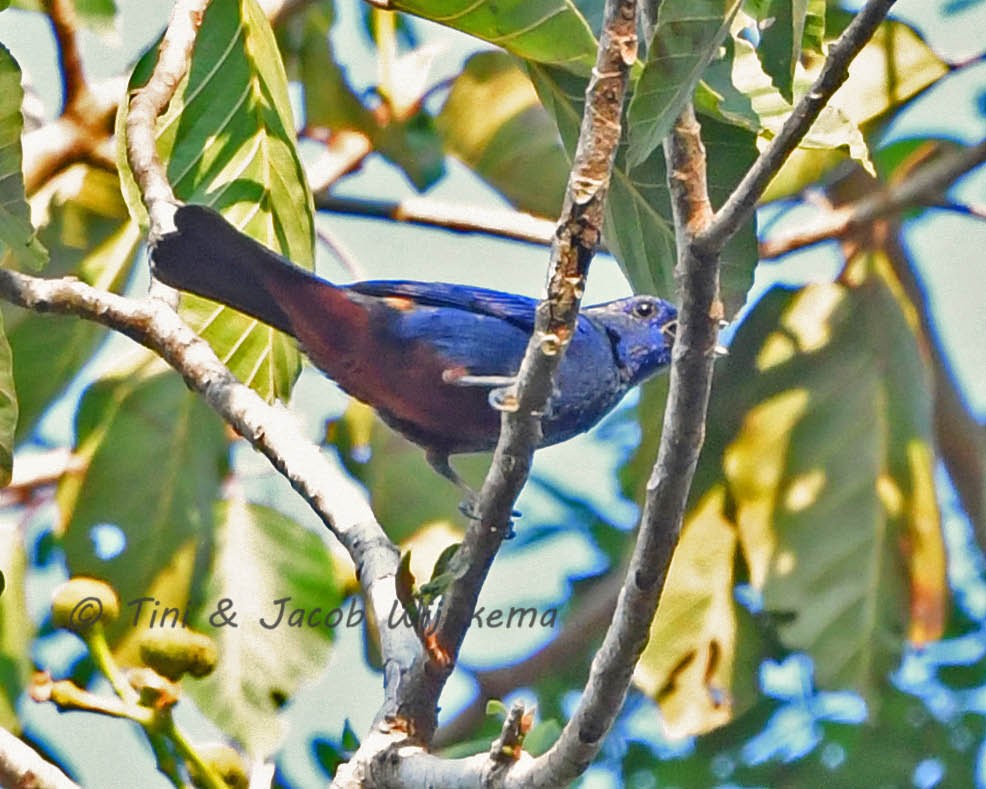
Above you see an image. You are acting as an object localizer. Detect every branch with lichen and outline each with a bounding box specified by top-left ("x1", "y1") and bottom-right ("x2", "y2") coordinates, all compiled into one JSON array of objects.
[
  {"x1": 348, "y1": 0, "x2": 641, "y2": 756},
  {"x1": 759, "y1": 138, "x2": 986, "y2": 260}
]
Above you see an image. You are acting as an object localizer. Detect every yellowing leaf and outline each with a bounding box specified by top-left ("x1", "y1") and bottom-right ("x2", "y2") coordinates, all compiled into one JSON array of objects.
[
  {"x1": 635, "y1": 487, "x2": 738, "y2": 737},
  {"x1": 637, "y1": 268, "x2": 946, "y2": 736}
]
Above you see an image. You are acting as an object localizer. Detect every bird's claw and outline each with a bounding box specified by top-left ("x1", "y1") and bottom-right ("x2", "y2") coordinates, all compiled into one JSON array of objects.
[
  {"x1": 444, "y1": 370, "x2": 517, "y2": 388},
  {"x1": 457, "y1": 496, "x2": 520, "y2": 534},
  {"x1": 489, "y1": 386, "x2": 519, "y2": 413}
]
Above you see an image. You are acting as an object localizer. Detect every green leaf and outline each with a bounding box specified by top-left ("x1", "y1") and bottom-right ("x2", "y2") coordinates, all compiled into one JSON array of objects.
[
  {"x1": 702, "y1": 31, "x2": 870, "y2": 171},
  {"x1": 277, "y1": 1, "x2": 375, "y2": 134},
  {"x1": 753, "y1": 0, "x2": 808, "y2": 103},
  {"x1": 524, "y1": 719, "x2": 562, "y2": 756},
  {"x1": 0, "y1": 310, "x2": 15, "y2": 485},
  {"x1": 186, "y1": 499, "x2": 340, "y2": 757},
  {"x1": 704, "y1": 17, "x2": 947, "y2": 202},
  {"x1": 374, "y1": 108, "x2": 446, "y2": 191},
  {"x1": 340, "y1": 719, "x2": 360, "y2": 751},
  {"x1": 626, "y1": 0, "x2": 743, "y2": 167},
  {"x1": 312, "y1": 737, "x2": 346, "y2": 780},
  {"x1": 0, "y1": 525, "x2": 32, "y2": 731},
  {"x1": 331, "y1": 401, "x2": 487, "y2": 542},
  {"x1": 389, "y1": 0, "x2": 599, "y2": 74},
  {"x1": 802, "y1": 0, "x2": 825, "y2": 55},
  {"x1": 748, "y1": 280, "x2": 944, "y2": 680},
  {"x1": 120, "y1": 0, "x2": 315, "y2": 402},
  {"x1": 57, "y1": 366, "x2": 228, "y2": 625},
  {"x1": 634, "y1": 486, "x2": 743, "y2": 736},
  {"x1": 5, "y1": 218, "x2": 140, "y2": 440},
  {"x1": 531, "y1": 63, "x2": 758, "y2": 316},
  {"x1": 74, "y1": 0, "x2": 117, "y2": 34},
  {"x1": 0, "y1": 43, "x2": 47, "y2": 271},
  {"x1": 822, "y1": 16, "x2": 949, "y2": 128},
  {"x1": 437, "y1": 51, "x2": 567, "y2": 218}
]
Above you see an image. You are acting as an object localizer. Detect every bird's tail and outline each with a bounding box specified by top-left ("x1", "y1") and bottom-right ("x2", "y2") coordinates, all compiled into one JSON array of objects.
[{"x1": 151, "y1": 204, "x2": 325, "y2": 337}]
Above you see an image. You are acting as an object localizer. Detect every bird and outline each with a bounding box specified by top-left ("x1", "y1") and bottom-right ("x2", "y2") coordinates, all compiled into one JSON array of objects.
[{"x1": 150, "y1": 204, "x2": 677, "y2": 489}]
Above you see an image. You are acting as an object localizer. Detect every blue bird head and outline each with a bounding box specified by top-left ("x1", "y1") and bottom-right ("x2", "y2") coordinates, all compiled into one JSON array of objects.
[{"x1": 585, "y1": 295, "x2": 677, "y2": 386}]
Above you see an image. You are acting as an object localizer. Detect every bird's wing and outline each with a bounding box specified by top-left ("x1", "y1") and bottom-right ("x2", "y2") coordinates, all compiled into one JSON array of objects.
[{"x1": 346, "y1": 280, "x2": 538, "y2": 332}]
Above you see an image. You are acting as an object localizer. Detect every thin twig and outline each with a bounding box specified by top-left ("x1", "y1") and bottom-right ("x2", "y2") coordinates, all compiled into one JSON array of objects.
[
  {"x1": 305, "y1": 130, "x2": 373, "y2": 193},
  {"x1": 699, "y1": 0, "x2": 898, "y2": 252},
  {"x1": 931, "y1": 200, "x2": 986, "y2": 221},
  {"x1": 44, "y1": 0, "x2": 88, "y2": 115},
  {"x1": 125, "y1": 0, "x2": 211, "y2": 235},
  {"x1": 316, "y1": 224, "x2": 369, "y2": 280},
  {"x1": 315, "y1": 194, "x2": 557, "y2": 247},
  {"x1": 21, "y1": 76, "x2": 122, "y2": 195},
  {"x1": 760, "y1": 138, "x2": 986, "y2": 259},
  {"x1": 0, "y1": 449, "x2": 82, "y2": 507},
  {"x1": 489, "y1": 701, "x2": 531, "y2": 764}
]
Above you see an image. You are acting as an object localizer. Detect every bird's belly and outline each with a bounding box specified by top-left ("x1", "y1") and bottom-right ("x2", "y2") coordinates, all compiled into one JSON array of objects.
[{"x1": 300, "y1": 332, "x2": 502, "y2": 454}]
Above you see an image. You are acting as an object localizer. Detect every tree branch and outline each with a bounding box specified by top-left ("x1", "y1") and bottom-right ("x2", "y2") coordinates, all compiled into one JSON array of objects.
[
  {"x1": 338, "y1": 98, "x2": 722, "y2": 789},
  {"x1": 43, "y1": 0, "x2": 88, "y2": 115},
  {"x1": 119, "y1": 0, "x2": 425, "y2": 736},
  {"x1": 21, "y1": 0, "x2": 300, "y2": 197},
  {"x1": 125, "y1": 0, "x2": 210, "y2": 234},
  {"x1": 699, "y1": 0, "x2": 898, "y2": 252},
  {"x1": 0, "y1": 448, "x2": 84, "y2": 508},
  {"x1": 397, "y1": 0, "x2": 636, "y2": 744},
  {"x1": 760, "y1": 138, "x2": 986, "y2": 259},
  {"x1": 314, "y1": 194, "x2": 557, "y2": 248},
  {"x1": 305, "y1": 130, "x2": 374, "y2": 193},
  {"x1": 20, "y1": 76, "x2": 122, "y2": 195},
  {"x1": 432, "y1": 0, "x2": 638, "y2": 671},
  {"x1": 508, "y1": 104, "x2": 719, "y2": 787},
  {"x1": 0, "y1": 726, "x2": 80, "y2": 789},
  {"x1": 431, "y1": 571, "x2": 622, "y2": 749},
  {"x1": 331, "y1": 3, "x2": 640, "y2": 782},
  {"x1": 0, "y1": 266, "x2": 423, "y2": 718}
]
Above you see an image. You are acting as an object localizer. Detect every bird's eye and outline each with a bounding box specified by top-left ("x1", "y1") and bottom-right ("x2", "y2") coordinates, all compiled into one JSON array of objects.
[{"x1": 632, "y1": 300, "x2": 656, "y2": 319}]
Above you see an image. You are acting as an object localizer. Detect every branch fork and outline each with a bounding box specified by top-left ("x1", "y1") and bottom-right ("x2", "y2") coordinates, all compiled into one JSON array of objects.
[{"x1": 0, "y1": 0, "x2": 911, "y2": 786}]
